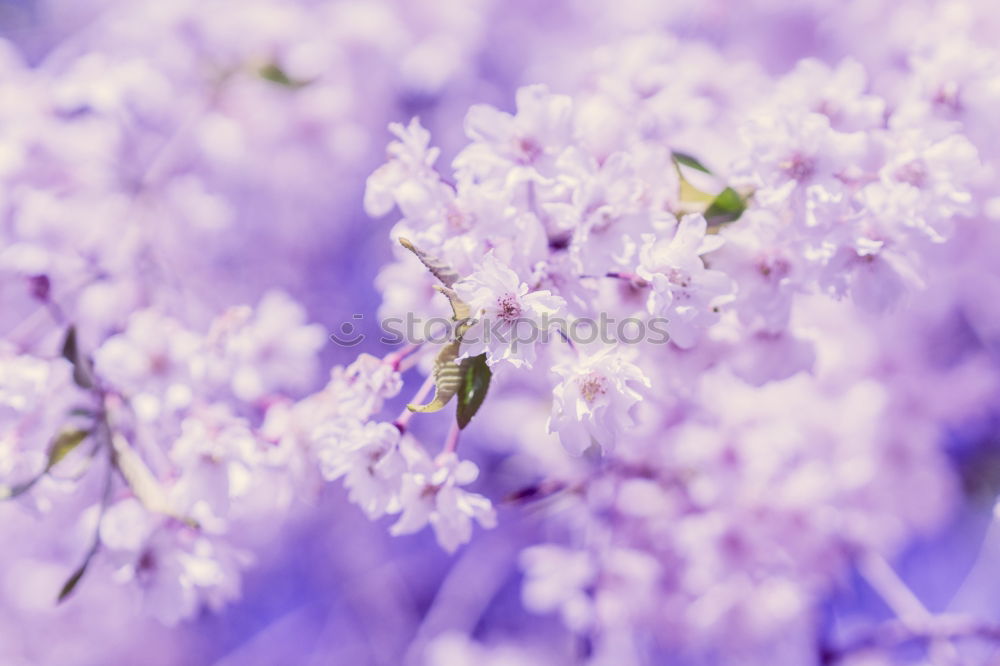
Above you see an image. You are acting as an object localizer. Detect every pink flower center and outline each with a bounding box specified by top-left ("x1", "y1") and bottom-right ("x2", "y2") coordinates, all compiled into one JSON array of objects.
[
  {"x1": 893, "y1": 160, "x2": 928, "y2": 188},
  {"x1": 579, "y1": 372, "x2": 609, "y2": 404},
  {"x1": 756, "y1": 255, "x2": 791, "y2": 281},
  {"x1": 781, "y1": 153, "x2": 815, "y2": 182},
  {"x1": 516, "y1": 137, "x2": 543, "y2": 164},
  {"x1": 496, "y1": 293, "x2": 522, "y2": 322},
  {"x1": 666, "y1": 268, "x2": 692, "y2": 288}
]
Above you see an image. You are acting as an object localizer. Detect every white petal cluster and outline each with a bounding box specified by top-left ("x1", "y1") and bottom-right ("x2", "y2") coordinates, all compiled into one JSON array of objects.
[{"x1": 359, "y1": 14, "x2": 1000, "y2": 661}]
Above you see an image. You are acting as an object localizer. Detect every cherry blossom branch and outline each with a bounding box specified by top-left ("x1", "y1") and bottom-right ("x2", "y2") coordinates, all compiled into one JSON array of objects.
[
  {"x1": 384, "y1": 343, "x2": 421, "y2": 371},
  {"x1": 393, "y1": 373, "x2": 435, "y2": 434},
  {"x1": 578, "y1": 272, "x2": 651, "y2": 288},
  {"x1": 604, "y1": 271, "x2": 649, "y2": 287},
  {"x1": 557, "y1": 328, "x2": 576, "y2": 352},
  {"x1": 56, "y1": 407, "x2": 117, "y2": 602},
  {"x1": 822, "y1": 615, "x2": 1000, "y2": 664},
  {"x1": 855, "y1": 551, "x2": 961, "y2": 664},
  {"x1": 857, "y1": 551, "x2": 932, "y2": 623}
]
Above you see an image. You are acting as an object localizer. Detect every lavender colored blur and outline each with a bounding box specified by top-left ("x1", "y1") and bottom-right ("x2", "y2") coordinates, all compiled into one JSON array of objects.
[{"x1": 1, "y1": 1, "x2": 1000, "y2": 665}]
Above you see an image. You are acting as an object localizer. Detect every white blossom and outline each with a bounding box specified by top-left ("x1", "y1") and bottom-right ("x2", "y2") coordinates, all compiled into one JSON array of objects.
[
  {"x1": 390, "y1": 445, "x2": 496, "y2": 553},
  {"x1": 636, "y1": 214, "x2": 735, "y2": 348},
  {"x1": 316, "y1": 420, "x2": 406, "y2": 519},
  {"x1": 548, "y1": 345, "x2": 650, "y2": 454},
  {"x1": 454, "y1": 252, "x2": 566, "y2": 368}
]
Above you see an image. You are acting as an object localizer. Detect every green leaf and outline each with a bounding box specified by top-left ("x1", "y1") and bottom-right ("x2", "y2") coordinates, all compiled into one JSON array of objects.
[
  {"x1": 678, "y1": 178, "x2": 716, "y2": 206},
  {"x1": 672, "y1": 151, "x2": 713, "y2": 174},
  {"x1": 408, "y1": 342, "x2": 463, "y2": 413},
  {"x1": 47, "y1": 428, "x2": 89, "y2": 469},
  {"x1": 258, "y1": 63, "x2": 310, "y2": 89},
  {"x1": 0, "y1": 428, "x2": 90, "y2": 499},
  {"x1": 456, "y1": 354, "x2": 491, "y2": 429},
  {"x1": 57, "y1": 529, "x2": 103, "y2": 603},
  {"x1": 56, "y1": 559, "x2": 90, "y2": 603},
  {"x1": 399, "y1": 237, "x2": 461, "y2": 287},
  {"x1": 61, "y1": 326, "x2": 95, "y2": 389},
  {"x1": 704, "y1": 187, "x2": 749, "y2": 226}
]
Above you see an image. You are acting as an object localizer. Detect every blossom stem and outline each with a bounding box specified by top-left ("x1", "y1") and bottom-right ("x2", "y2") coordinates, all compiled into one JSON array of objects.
[
  {"x1": 396, "y1": 350, "x2": 426, "y2": 374},
  {"x1": 857, "y1": 551, "x2": 929, "y2": 622},
  {"x1": 56, "y1": 443, "x2": 116, "y2": 603},
  {"x1": 557, "y1": 328, "x2": 576, "y2": 352},
  {"x1": 857, "y1": 551, "x2": 960, "y2": 664},
  {"x1": 605, "y1": 271, "x2": 649, "y2": 287},
  {"x1": 393, "y1": 373, "x2": 435, "y2": 434},
  {"x1": 442, "y1": 422, "x2": 461, "y2": 455},
  {"x1": 822, "y1": 615, "x2": 1000, "y2": 664},
  {"x1": 384, "y1": 343, "x2": 421, "y2": 371}
]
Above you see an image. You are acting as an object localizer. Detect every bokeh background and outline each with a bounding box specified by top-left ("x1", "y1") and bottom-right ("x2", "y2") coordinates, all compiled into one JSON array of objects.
[{"x1": 2, "y1": 0, "x2": 1000, "y2": 664}]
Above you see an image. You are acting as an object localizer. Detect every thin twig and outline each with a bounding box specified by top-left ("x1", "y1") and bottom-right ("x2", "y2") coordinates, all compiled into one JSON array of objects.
[
  {"x1": 441, "y1": 422, "x2": 461, "y2": 455},
  {"x1": 392, "y1": 373, "x2": 436, "y2": 434},
  {"x1": 824, "y1": 614, "x2": 1000, "y2": 664},
  {"x1": 856, "y1": 551, "x2": 961, "y2": 665}
]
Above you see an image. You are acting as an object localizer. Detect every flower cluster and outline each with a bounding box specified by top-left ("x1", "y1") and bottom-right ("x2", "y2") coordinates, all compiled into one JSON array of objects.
[
  {"x1": 1, "y1": 293, "x2": 326, "y2": 623},
  {"x1": 3, "y1": 0, "x2": 1000, "y2": 664},
  {"x1": 266, "y1": 348, "x2": 497, "y2": 553},
  {"x1": 0, "y1": 0, "x2": 542, "y2": 629},
  {"x1": 356, "y1": 11, "x2": 1000, "y2": 664}
]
